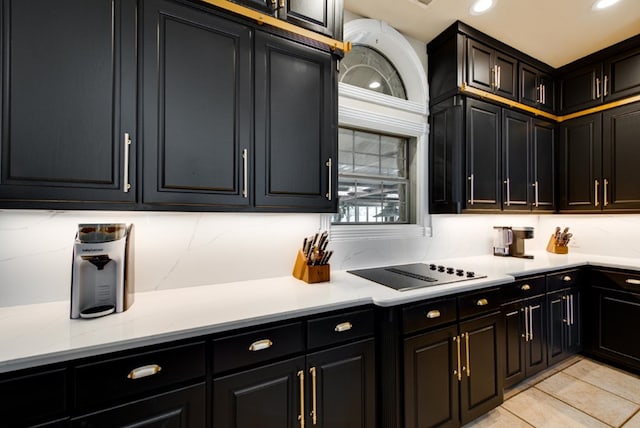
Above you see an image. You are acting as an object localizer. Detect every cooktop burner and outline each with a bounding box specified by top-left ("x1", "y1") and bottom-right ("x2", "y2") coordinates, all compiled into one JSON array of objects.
[{"x1": 348, "y1": 263, "x2": 486, "y2": 292}]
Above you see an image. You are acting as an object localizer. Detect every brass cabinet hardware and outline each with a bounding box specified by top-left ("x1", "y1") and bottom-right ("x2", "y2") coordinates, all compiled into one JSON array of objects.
[
  {"x1": 127, "y1": 364, "x2": 162, "y2": 380},
  {"x1": 426, "y1": 310, "x2": 441, "y2": 319},
  {"x1": 310, "y1": 367, "x2": 318, "y2": 425},
  {"x1": 476, "y1": 298, "x2": 488, "y2": 306},
  {"x1": 248, "y1": 339, "x2": 273, "y2": 351},
  {"x1": 298, "y1": 370, "x2": 305, "y2": 428},
  {"x1": 325, "y1": 158, "x2": 332, "y2": 201},
  {"x1": 523, "y1": 306, "x2": 529, "y2": 342},
  {"x1": 279, "y1": 0, "x2": 285, "y2": 7},
  {"x1": 242, "y1": 148, "x2": 248, "y2": 198},
  {"x1": 454, "y1": 335, "x2": 461, "y2": 381},
  {"x1": 595, "y1": 179, "x2": 600, "y2": 207},
  {"x1": 334, "y1": 321, "x2": 352, "y2": 332},
  {"x1": 563, "y1": 275, "x2": 573, "y2": 282},
  {"x1": 604, "y1": 178, "x2": 609, "y2": 206},
  {"x1": 464, "y1": 332, "x2": 471, "y2": 377},
  {"x1": 625, "y1": 278, "x2": 640, "y2": 285},
  {"x1": 123, "y1": 133, "x2": 132, "y2": 193},
  {"x1": 521, "y1": 284, "x2": 531, "y2": 291},
  {"x1": 468, "y1": 174, "x2": 475, "y2": 204}
]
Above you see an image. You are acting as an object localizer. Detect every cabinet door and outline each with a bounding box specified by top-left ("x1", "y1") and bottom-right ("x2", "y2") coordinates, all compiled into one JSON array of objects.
[
  {"x1": 71, "y1": 383, "x2": 205, "y2": 428},
  {"x1": 547, "y1": 290, "x2": 566, "y2": 366},
  {"x1": 494, "y1": 51, "x2": 518, "y2": 100},
  {"x1": 142, "y1": 0, "x2": 252, "y2": 208},
  {"x1": 306, "y1": 339, "x2": 375, "y2": 428},
  {"x1": 602, "y1": 103, "x2": 640, "y2": 211},
  {"x1": 280, "y1": 0, "x2": 339, "y2": 39},
  {"x1": 254, "y1": 32, "x2": 337, "y2": 211},
  {"x1": 520, "y1": 65, "x2": 554, "y2": 112},
  {"x1": 502, "y1": 302, "x2": 526, "y2": 389},
  {"x1": 560, "y1": 63, "x2": 602, "y2": 113},
  {"x1": 0, "y1": 0, "x2": 137, "y2": 206},
  {"x1": 403, "y1": 325, "x2": 459, "y2": 428},
  {"x1": 531, "y1": 119, "x2": 555, "y2": 211},
  {"x1": 604, "y1": 48, "x2": 640, "y2": 102},
  {"x1": 566, "y1": 289, "x2": 582, "y2": 355},
  {"x1": 558, "y1": 114, "x2": 602, "y2": 211},
  {"x1": 213, "y1": 356, "x2": 305, "y2": 428},
  {"x1": 459, "y1": 312, "x2": 503, "y2": 426},
  {"x1": 525, "y1": 297, "x2": 547, "y2": 377},
  {"x1": 467, "y1": 39, "x2": 494, "y2": 93},
  {"x1": 465, "y1": 99, "x2": 501, "y2": 211},
  {"x1": 502, "y1": 109, "x2": 530, "y2": 211}
]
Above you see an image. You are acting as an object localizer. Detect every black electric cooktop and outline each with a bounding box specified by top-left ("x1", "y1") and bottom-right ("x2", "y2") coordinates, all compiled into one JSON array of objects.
[{"x1": 348, "y1": 263, "x2": 486, "y2": 292}]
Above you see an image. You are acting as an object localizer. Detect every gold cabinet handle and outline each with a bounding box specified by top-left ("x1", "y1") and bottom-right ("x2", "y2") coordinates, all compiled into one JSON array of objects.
[
  {"x1": 249, "y1": 339, "x2": 273, "y2": 351},
  {"x1": 334, "y1": 322, "x2": 352, "y2": 332},
  {"x1": 454, "y1": 335, "x2": 461, "y2": 381},
  {"x1": 562, "y1": 275, "x2": 572, "y2": 282},
  {"x1": 310, "y1": 367, "x2": 318, "y2": 425},
  {"x1": 465, "y1": 332, "x2": 471, "y2": 377},
  {"x1": 476, "y1": 298, "x2": 488, "y2": 306},
  {"x1": 604, "y1": 178, "x2": 609, "y2": 207},
  {"x1": 426, "y1": 310, "x2": 441, "y2": 319},
  {"x1": 298, "y1": 370, "x2": 305, "y2": 428},
  {"x1": 127, "y1": 364, "x2": 161, "y2": 380},
  {"x1": 625, "y1": 278, "x2": 640, "y2": 285},
  {"x1": 521, "y1": 284, "x2": 531, "y2": 291}
]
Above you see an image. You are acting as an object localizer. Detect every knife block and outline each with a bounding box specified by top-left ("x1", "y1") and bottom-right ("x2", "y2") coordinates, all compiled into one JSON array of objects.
[
  {"x1": 292, "y1": 250, "x2": 330, "y2": 284},
  {"x1": 546, "y1": 234, "x2": 569, "y2": 254}
]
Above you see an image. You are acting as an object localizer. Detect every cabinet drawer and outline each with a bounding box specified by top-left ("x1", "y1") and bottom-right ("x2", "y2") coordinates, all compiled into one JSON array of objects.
[
  {"x1": 213, "y1": 321, "x2": 304, "y2": 374},
  {"x1": 547, "y1": 269, "x2": 581, "y2": 292},
  {"x1": 0, "y1": 367, "x2": 67, "y2": 426},
  {"x1": 458, "y1": 287, "x2": 502, "y2": 319},
  {"x1": 74, "y1": 341, "x2": 205, "y2": 410},
  {"x1": 307, "y1": 308, "x2": 374, "y2": 349},
  {"x1": 402, "y1": 297, "x2": 457, "y2": 334},
  {"x1": 501, "y1": 276, "x2": 546, "y2": 303},
  {"x1": 592, "y1": 269, "x2": 640, "y2": 293}
]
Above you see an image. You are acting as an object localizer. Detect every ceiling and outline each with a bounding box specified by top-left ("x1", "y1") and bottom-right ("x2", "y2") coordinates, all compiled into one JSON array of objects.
[{"x1": 343, "y1": 0, "x2": 640, "y2": 68}]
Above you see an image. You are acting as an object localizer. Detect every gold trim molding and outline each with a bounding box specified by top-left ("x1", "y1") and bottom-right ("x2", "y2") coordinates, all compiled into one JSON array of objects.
[
  {"x1": 460, "y1": 83, "x2": 640, "y2": 122},
  {"x1": 199, "y1": 0, "x2": 351, "y2": 53}
]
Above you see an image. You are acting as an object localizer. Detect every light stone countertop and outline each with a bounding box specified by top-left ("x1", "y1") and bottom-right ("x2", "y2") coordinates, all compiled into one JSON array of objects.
[{"x1": 1, "y1": 251, "x2": 638, "y2": 374}]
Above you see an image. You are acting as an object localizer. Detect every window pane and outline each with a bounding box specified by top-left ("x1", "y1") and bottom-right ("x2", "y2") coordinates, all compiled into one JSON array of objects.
[{"x1": 339, "y1": 45, "x2": 407, "y2": 100}]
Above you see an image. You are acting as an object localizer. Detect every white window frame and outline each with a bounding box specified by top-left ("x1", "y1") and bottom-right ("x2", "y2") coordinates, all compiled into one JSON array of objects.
[{"x1": 323, "y1": 19, "x2": 431, "y2": 242}]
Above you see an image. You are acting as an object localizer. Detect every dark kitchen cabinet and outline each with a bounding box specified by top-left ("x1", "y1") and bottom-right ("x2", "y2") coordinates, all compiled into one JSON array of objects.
[
  {"x1": 547, "y1": 270, "x2": 582, "y2": 366},
  {"x1": 588, "y1": 269, "x2": 640, "y2": 372},
  {"x1": 466, "y1": 39, "x2": 517, "y2": 100},
  {"x1": 531, "y1": 119, "x2": 556, "y2": 211},
  {"x1": 520, "y1": 63, "x2": 554, "y2": 112},
  {"x1": 603, "y1": 47, "x2": 640, "y2": 102},
  {"x1": 559, "y1": 63, "x2": 603, "y2": 114},
  {"x1": 142, "y1": 0, "x2": 252, "y2": 208},
  {"x1": 0, "y1": 0, "x2": 137, "y2": 208},
  {"x1": 559, "y1": 102, "x2": 640, "y2": 212},
  {"x1": 502, "y1": 109, "x2": 531, "y2": 211},
  {"x1": 254, "y1": 31, "x2": 337, "y2": 211}
]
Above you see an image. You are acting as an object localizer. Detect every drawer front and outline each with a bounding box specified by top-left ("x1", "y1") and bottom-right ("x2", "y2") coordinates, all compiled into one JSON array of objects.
[
  {"x1": 213, "y1": 321, "x2": 304, "y2": 374},
  {"x1": 502, "y1": 275, "x2": 546, "y2": 303},
  {"x1": 402, "y1": 297, "x2": 457, "y2": 334},
  {"x1": 0, "y1": 368, "x2": 67, "y2": 425},
  {"x1": 547, "y1": 269, "x2": 581, "y2": 292},
  {"x1": 307, "y1": 307, "x2": 374, "y2": 349},
  {"x1": 74, "y1": 341, "x2": 205, "y2": 410},
  {"x1": 593, "y1": 269, "x2": 640, "y2": 293},
  {"x1": 458, "y1": 287, "x2": 502, "y2": 319}
]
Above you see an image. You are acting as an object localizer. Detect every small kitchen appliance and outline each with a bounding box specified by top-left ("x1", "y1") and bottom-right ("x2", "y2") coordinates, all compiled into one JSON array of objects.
[
  {"x1": 510, "y1": 226, "x2": 535, "y2": 259},
  {"x1": 493, "y1": 226, "x2": 513, "y2": 256},
  {"x1": 70, "y1": 223, "x2": 134, "y2": 319}
]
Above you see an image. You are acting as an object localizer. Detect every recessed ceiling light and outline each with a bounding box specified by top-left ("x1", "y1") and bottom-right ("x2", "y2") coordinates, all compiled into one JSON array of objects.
[
  {"x1": 369, "y1": 81, "x2": 381, "y2": 89},
  {"x1": 470, "y1": 0, "x2": 496, "y2": 15},
  {"x1": 593, "y1": 0, "x2": 621, "y2": 9}
]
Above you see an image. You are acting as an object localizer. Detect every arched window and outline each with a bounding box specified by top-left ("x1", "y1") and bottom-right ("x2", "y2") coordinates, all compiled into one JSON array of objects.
[{"x1": 339, "y1": 45, "x2": 407, "y2": 99}]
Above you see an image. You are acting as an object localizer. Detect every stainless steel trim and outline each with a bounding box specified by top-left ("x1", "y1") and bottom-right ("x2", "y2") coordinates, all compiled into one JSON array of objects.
[
  {"x1": 128, "y1": 364, "x2": 162, "y2": 380},
  {"x1": 497, "y1": 65, "x2": 501, "y2": 90},
  {"x1": 534, "y1": 181, "x2": 539, "y2": 207},
  {"x1": 334, "y1": 322, "x2": 352, "y2": 332},
  {"x1": 570, "y1": 294, "x2": 574, "y2": 326},
  {"x1": 242, "y1": 149, "x2": 248, "y2": 198},
  {"x1": 604, "y1": 75, "x2": 609, "y2": 97},
  {"x1": 468, "y1": 174, "x2": 475, "y2": 204},
  {"x1": 505, "y1": 178, "x2": 511, "y2": 206},
  {"x1": 604, "y1": 178, "x2": 609, "y2": 207},
  {"x1": 596, "y1": 77, "x2": 601, "y2": 99},
  {"x1": 465, "y1": 332, "x2": 471, "y2": 377},
  {"x1": 566, "y1": 295, "x2": 571, "y2": 325},
  {"x1": 310, "y1": 367, "x2": 317, "y2": 425},
  {"x1": 298, "y1": 370, "x2": 305, "y2": 428},
  {"x1": 325, "y1": 158, "x2": 332, "y2": 200},
  {"x1": 123, "y1": 133, "x2": 132, "y2": 193},
  {"x1": 595, "y1": 179, "x2": 600, "y2": 207},
  {"x1": 530, "y1": 305, "x2": 540, "y2": 341},
  {"x1": 249, "y1": 339, "x2": 273, "y2": 351},
  {"x1": 426, "y1": 310, "x2": 441, "y2": 319},
  {"x1": 524, "y1": 306, "x2": 529, "y2": 342},
  {"x1": 625, "y1": 278, "x2": 640, "y2": 285}
]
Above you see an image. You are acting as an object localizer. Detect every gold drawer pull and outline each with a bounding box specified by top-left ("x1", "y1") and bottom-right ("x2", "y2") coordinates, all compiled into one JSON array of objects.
[
  {"x1": 426, "y1": 310, "x2": 441, "y2": 319},
  {"x1": 334, "y1": 322, "x2": 353, "y2": 332},
  {"x1": 476, "y1": 298, "x2": 488, "y2": 306},
  {"x1": 625, "y1": 278, "x2": 640, "y2": 285},
  {"x1": 127, "y1": 364, "x2": 162, "y2": 380},
  {"x1": 521, "y1": 284, "x2": 531, "y2": 291},
  {"x1": 562, "y1": 275, "x2": 572, "y2": 282},
  {"x1": 249, "y1": 339, "x2": 273, "y2": 351}
]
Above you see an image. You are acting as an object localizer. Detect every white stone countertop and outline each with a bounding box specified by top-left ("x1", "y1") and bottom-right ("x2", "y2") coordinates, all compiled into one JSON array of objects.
[{"x1": 1, "y1": 251, "x2": 638, "y2": 374}]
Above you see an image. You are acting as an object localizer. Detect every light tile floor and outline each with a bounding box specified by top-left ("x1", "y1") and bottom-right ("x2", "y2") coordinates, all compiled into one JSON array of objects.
[{"x1": 464, "y1": 356, "x2": 640, "y2": 428}]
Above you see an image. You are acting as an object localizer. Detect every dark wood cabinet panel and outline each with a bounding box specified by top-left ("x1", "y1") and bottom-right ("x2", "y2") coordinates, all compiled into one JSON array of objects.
[
  {"x1": 520, "y1": 64, "x2": 554, "y2": 112},
  {"x1": 602, "y1": 103, "x2": 640, "y2": 211},
  {"x1": 142, "y1": 0, "x2": 252, "y2": 208},
  {"x1": 254, "y1": 31, "x2": 337, "y2": 211},
  {"x1": 403, "y1": 325, "x2": 459, "y2": 428},
  {"x1": 503, "y1": 302, "x2": 525, "y2": 387},
  {"x1": 558, "y1": 114, "x2": 602, "y2": 211},
  {"x1": 0, "y1": 0, "x2": 137, "y2": 206},
  {"x1": 604, "y1": 48, "x2": 640, "y2": 102},
  {"x1": 559, "y1": 63, "x2": 602, "y2": 114},
  {"x1": 280, "y1": 0, "x2": 342, "y2": 40},
  {"x1": 466, "y1": 39, "x2": 517, "y2": 100},
  {"x1": 502, "y1": 109, "x2": 530, "y2": 210},
  {"x1": 465, "y1": 98, "x2": 501, "y2": 211},
  {"x1": 547, "y1": 288, "x2": 581, "y2": 366},
  {"x1": 531, "y1": 119, "x2": 555, "y2": 211}
]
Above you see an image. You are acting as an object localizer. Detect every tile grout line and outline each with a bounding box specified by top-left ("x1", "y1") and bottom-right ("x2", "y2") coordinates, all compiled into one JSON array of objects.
[
  {"x1": 499, "y1": 404, "x2": 536, "y2": 427},
  {"x1": 531, "y1": 384, "x2": 616, "y2": 427},
  {"x1": 559, "y1": 361, "x2": 640, "y2": 406},
  {"x1": 619, "y1": 408, "x2": 640, "y2": 428}
]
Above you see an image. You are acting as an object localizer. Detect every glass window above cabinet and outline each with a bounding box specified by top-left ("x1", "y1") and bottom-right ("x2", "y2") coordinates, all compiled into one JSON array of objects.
[{"x1": 339, "y1": 45, "x2": 407, "y2": 99}]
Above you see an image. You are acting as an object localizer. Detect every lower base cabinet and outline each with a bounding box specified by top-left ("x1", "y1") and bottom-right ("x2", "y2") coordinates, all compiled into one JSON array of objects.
[{"x1": 547, "y1": 288, "x2": 581, "y2": 366}]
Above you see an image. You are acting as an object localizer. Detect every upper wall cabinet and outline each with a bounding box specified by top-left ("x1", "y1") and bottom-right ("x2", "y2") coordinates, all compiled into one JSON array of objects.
[
  {"x1": 0, "y1": 0, "x2": 137, "y2": 208},
  {"x1": 467, "y1": 39, "x2": 518, "y2": 100},
  {"x1": 520, "y1": 64, "x2": 554, "y2": 113}
]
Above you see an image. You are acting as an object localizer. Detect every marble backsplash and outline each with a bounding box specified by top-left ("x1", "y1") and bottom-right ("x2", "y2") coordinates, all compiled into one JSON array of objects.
[{"x1": 1, "y1": 209, "x2": 639, "y2": 307}]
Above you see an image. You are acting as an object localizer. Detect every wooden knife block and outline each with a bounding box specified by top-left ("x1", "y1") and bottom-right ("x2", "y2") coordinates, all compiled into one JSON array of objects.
[
  {"x1": 546, "y1": 234, "x2": 569, "y2": 254},
  {"x1": 292, "y1": 250, "x2": 330, "y2": 283}
]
